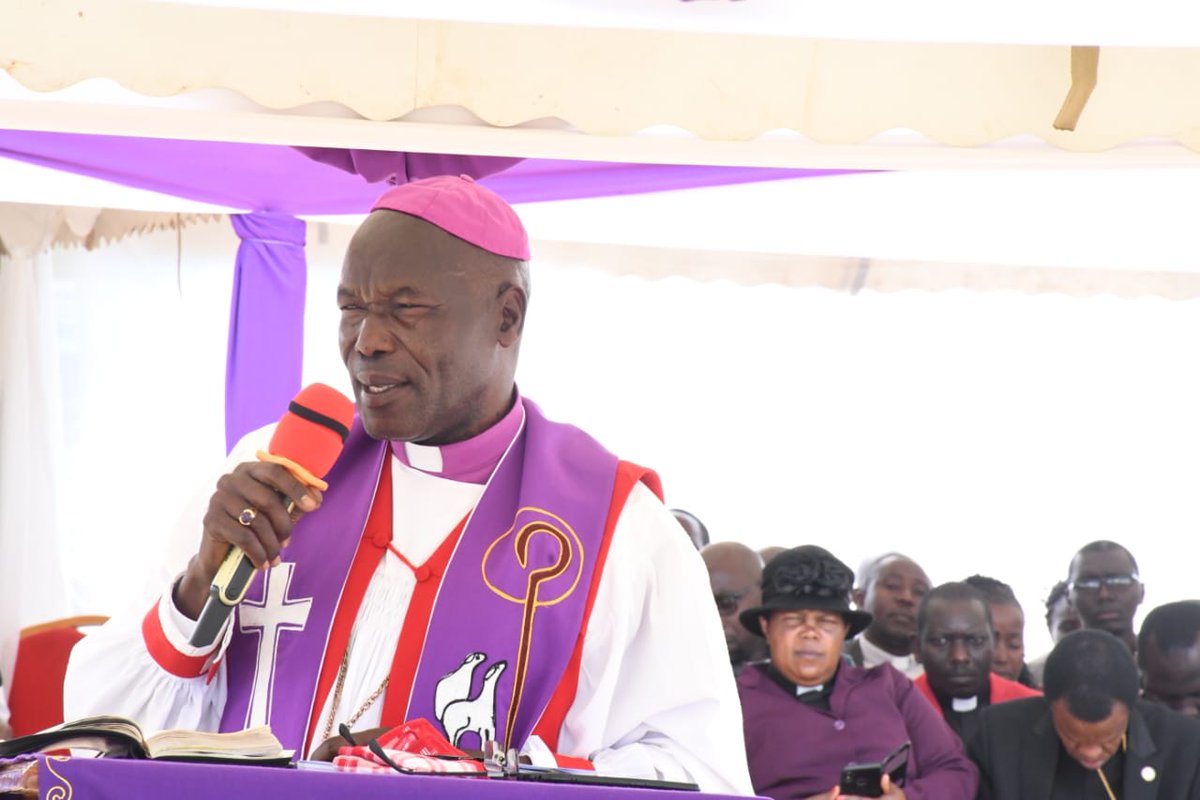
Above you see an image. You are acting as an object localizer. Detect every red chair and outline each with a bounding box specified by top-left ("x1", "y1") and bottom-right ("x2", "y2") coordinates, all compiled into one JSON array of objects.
[{"x1": 8, "y1": 615, "x2": 109, "y2": 737}]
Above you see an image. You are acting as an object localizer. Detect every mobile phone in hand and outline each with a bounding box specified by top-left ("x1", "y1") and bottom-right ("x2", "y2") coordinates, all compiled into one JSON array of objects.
[{"x1": 839, "y1": 741, "x2": 910, "y2": 797}]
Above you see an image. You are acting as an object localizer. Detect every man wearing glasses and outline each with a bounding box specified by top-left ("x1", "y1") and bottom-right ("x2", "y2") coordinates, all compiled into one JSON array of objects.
[
  {"x1": 1068, "y1": 541, "x2": 1144, "y2": 654},
  {"x1": 701, "y1": 542, "x2": 769, "y2": 672}
]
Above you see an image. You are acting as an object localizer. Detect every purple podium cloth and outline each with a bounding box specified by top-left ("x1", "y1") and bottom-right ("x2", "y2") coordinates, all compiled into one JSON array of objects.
[{"x1": 35, "y1": 755, "x2": 752, "y2": 800}]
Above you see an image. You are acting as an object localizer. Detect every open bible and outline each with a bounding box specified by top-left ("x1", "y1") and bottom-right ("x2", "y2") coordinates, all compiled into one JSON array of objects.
[{"x1": 0, "y1": 716, "x2": 293, "y2": 764}]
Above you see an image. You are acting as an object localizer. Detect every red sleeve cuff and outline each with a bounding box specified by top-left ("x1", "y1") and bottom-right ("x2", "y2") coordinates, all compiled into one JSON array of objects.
[{"x1": 141, "y1": 596, "x2": 212, "y2": 678}]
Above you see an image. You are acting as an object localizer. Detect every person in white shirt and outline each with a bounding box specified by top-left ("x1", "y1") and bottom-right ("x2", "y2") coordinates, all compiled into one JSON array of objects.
[{"x1": 845, "y1": 552, "x2": 932, "y2": 679}]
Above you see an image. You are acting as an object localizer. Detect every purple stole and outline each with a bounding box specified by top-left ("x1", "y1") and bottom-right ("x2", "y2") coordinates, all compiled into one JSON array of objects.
[{"x1": 218, "y1": 398, "x2": 620, "y2": 755}]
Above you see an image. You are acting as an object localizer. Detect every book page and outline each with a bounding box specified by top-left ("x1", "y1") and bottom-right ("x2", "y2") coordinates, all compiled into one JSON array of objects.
[{"x1": 145, "y1": 725, "x2": 290, "y2": 760}]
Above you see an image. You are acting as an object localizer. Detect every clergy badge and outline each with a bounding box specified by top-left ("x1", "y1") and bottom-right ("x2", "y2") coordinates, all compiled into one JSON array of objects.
[{"x1": 1142, "y1": 766, "x2": 1157, "y2": 782}]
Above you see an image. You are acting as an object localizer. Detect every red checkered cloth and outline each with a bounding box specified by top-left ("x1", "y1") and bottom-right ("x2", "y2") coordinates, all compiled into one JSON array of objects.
[
  {"x1": 331, "y1": 718, "x2": 486, "y2": 775},
  {"x1": 378, "y1": 717, "x2": 462, "y2": 755},
  {"x1": 333, "y1": 746, "x2": 486, "y2": 775}
]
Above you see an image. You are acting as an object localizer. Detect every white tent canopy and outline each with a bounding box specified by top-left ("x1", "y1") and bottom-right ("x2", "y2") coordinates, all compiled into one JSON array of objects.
[
  {"x1": 151, "y1": 0, "x2": 1200, "y2": 46},
  {"x1": 4, "y1": 0, "x2": 1200, "y2": 168},
  {"x1": 4, "y1": 0, "x2": 1200, "y2": 300}
]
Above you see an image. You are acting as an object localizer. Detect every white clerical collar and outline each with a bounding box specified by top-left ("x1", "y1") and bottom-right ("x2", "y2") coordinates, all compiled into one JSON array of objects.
[
  {"x1": 391, "y1": 395, "x2": 524, "y2": 485},
  {"x1": 858, "y1": 634, "x2": 920, "y2": 675},
  {"x1": 795, "y1": 684, "x2": 824, "y2": 696},
  {"x1": 403, "y1": 441, "x2": 444, "y2": 473},
  {"x1": 951, "y1": 696, "x2": 979, "y2": 712}
]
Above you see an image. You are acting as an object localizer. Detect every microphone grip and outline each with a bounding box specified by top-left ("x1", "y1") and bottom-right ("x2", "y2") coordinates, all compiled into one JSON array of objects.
[
  {"x1": 188, "y1": 494, "x2": 297, "y2": 648},
  {"x1": 189, "y1": 546, "x2": 256, "y2": 648}
]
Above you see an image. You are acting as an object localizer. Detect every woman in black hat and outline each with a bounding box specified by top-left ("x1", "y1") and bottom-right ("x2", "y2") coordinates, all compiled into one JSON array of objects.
[{"x1": 736, "y1": 546, "x2": 978, "y2": 800}]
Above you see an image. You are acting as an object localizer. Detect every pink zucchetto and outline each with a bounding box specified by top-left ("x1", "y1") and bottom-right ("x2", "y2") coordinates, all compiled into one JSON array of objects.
[{"x1": 370, "y1": 174, "x2": 530, "y2": 261}]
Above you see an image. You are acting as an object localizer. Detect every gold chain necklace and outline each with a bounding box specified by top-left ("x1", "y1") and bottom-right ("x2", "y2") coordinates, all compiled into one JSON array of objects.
[
  {"x1": 1093, "y1": 733, "x2": 1127, "y2": 800},
  {"x1": 319, "y1": 546, "x2": 429, "y2": 746},
  {"x1": 320, "y1": 647, "x2": 389, "y2": 744},
  {"x1": 1096, "y1": 766, "x2": 1117, "y2": 800}
]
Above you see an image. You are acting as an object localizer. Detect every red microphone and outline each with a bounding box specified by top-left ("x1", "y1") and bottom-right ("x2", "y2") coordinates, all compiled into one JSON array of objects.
[{"x1": 190, "y1": 383, "x2": 355, "y2": 648}]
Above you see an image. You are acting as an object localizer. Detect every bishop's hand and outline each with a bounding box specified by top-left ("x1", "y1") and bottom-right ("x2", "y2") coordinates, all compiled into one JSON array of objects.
[
  {"x1": 310, "y1": 726, "x2": 390, "y2": 762},
  {"x1": 175, "y1": 461, "x2": 321, "y2": 620}
]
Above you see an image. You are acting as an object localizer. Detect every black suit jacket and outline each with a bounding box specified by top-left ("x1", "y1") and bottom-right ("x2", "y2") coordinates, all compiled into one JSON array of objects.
[{"x1": 968, "y1": 697, "x2": 1200, "y2": 800}]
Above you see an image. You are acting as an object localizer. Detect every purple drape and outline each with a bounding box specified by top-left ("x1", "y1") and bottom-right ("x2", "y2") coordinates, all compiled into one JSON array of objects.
[
  {"x1": 0, "y1": 128, "x2": 861, "y2": 450},
  {"x1": 294, "y1": 146, "x2": 524, "y2": 187},
  {"x1": 225, "y1": 213, "x2": 308, "y2": 452},
  {"x1": 0, "y1": 130, "x2": 853, "y2": 212}
]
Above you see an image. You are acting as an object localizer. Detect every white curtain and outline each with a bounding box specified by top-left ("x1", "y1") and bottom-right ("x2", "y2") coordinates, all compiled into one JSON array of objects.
[
  {"x1": 25, "y1": 214, "x2": 1200, "y2": 671},
  {"x1": 0, "y1": 206, "x2": 73, "y2": 686},
  {"x1": 48, "y1": 220, "x2": 233, "y2": 615}
]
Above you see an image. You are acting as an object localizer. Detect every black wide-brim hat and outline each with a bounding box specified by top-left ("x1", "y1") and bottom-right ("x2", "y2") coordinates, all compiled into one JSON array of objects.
[{"x1": 739, "y1": 545, "x2": 873, "y2": 639}]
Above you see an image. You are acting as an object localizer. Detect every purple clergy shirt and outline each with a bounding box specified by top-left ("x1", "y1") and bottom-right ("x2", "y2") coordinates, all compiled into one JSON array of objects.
[
  {"x1": 389, "y1": 391, "x2": 524, "y2": 484},
  {"x1": 737, "y1": 662, "x2": 979, "y2": 800}
]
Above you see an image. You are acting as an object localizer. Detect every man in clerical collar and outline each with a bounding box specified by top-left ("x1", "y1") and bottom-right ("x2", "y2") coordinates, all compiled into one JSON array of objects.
[
  {"x1": 701, "y1": 541, "x2": 769, "y2": 672},
  {"x1": 845, "y1": 552, "x2": 931, "y2": 678},
  {"x1": 968, "y1": 629, "x2": 1200, "y2": 799},
  {"x1": 913, "y1": 582, "x2": 1039, "y2": 742},
  {"x1": 1068, "y1": 540, "x2": 1144, "y2": 654},
  {"x1": 1137, "y1": 601, "x2": 1200, "y2": 719}
]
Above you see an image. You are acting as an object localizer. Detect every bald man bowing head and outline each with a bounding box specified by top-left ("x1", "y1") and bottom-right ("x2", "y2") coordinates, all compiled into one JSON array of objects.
[{"x1": 65, "y1": 176, "x2": 751, "y2": 793}]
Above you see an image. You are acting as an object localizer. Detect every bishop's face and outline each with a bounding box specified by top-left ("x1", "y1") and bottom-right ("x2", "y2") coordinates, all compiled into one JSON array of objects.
[{"x1": 339, "y1": 211, "x2": 519, "y2": 445}]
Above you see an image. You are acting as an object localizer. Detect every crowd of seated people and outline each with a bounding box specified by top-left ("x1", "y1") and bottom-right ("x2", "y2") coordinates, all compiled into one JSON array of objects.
[
  {"x1": 735, "y1": 546, "x2": 977, "y2": 800},
  {"x1": 694, "y1": 526, "x2": 1200, "y2": 800}
]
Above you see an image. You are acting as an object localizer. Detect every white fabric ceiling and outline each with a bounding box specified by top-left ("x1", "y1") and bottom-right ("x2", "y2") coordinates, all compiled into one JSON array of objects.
[
  {"x1": 4, "y1": 1, "x2": 1200, "y2": 298},
  {"x1": 5, "y1": 0, "x2": 1200, "y2": 168},
  {"x1": 148, "y1": 0, "x2": 1200, "y2": 46}
]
